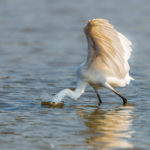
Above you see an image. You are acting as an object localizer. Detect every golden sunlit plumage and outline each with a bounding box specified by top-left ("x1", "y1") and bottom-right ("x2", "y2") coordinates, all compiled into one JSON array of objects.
[
  {"x1": 85, "y1": 19, "x2": 132, "y2": 83},
  {"x1": 50, "y1": 19, "x2": 133, "y2": 105}
]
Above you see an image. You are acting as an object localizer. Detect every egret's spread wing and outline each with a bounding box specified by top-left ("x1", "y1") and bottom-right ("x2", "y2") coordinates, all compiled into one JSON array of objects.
[{"x1": 84, "y1": 19, "x2": 132, "y2": 79}]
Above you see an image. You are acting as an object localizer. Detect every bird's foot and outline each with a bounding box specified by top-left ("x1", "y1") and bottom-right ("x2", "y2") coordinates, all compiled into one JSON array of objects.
[
  {"x1": 122, "y1": 97, "x2": 127, "y2": 104},
  {"x1": 98, "y1": 102, "x2": 102, "y2": 106}
]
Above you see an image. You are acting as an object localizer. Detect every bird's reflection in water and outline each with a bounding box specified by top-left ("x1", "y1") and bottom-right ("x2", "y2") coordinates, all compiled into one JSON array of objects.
[{"x1": 78, "y1": 104, "x2": 134, "y2": 150}]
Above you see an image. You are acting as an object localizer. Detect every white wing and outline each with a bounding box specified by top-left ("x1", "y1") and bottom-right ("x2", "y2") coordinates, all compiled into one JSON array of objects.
[{"x1": 84, "y1": 19, "x2": 133, "y2": 86}]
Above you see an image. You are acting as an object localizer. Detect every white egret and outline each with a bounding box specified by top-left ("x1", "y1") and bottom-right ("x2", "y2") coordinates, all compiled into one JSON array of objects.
[{"x1": 50, "y1": 19, "x2": 133, "y2": 105}]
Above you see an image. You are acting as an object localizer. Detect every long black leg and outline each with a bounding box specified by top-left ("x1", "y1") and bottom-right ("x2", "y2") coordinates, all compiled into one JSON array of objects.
[
  {"x1": 93, "y1": 88, "x2": 102, "y2": 105},
  {"x1": 112, "y1": 89, "x2": 127, "y2": 104},
  {"x1": 104, "y1": 83, "x2": 127, "y2": 104}
]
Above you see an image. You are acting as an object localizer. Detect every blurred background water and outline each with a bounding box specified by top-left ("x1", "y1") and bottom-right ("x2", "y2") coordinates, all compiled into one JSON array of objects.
[{"x1": 0, "y1": 0, "x2": 150, "y2": 149}]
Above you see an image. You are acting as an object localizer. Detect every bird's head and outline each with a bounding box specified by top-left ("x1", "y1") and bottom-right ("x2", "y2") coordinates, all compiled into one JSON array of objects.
[{"x1": 41, "y1": 96, "x2": 64, "y2": 107}]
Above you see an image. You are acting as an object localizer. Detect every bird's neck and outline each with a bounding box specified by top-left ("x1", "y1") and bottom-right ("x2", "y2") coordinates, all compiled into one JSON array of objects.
[
  {"x1": 51, "y1": 79, "x2": 87, "y2": 104},
  {"x1": 53, "y1": 89, "x2": 82, "y2": 102}
]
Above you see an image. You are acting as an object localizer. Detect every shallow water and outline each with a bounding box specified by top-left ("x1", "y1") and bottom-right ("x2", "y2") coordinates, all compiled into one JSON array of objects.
[{"x1": 0, "y1": 0, "x2": 150, "y2": 149}]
